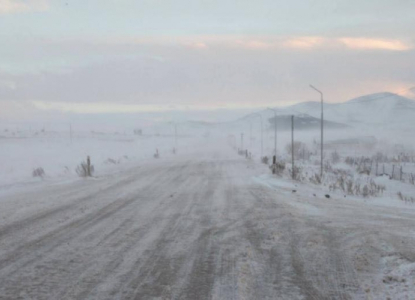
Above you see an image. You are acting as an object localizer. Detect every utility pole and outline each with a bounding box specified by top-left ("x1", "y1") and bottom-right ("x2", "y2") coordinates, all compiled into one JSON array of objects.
[
  {"x1": 266, "y1": 108, "x2": 277, "y2": 157},
  {"x1": 241, "y1": 133, "x2": 244, "y2": 150},
  {"x1": 310, "y1": 85, "x2": 324, "y2": 177},
  {"x1": 291, "y1": 115, "x2": 294, "y2": 179}
]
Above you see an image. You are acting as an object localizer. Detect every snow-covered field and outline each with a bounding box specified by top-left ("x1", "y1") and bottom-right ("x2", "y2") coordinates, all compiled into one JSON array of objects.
[
  {"x1": 1, "y1": 97, "x2": 415, "y2": 299},
  {"x1": 0, "y1": 129, "x2": 202, "y2": 190},
  {"x1": 0, "y1": 134, "x2": 415, "y2": 299}
]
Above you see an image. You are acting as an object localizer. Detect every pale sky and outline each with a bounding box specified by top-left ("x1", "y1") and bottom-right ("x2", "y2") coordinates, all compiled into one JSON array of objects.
[{"x1": 1, "y1": 0, "x2": 415, "y2": 118}]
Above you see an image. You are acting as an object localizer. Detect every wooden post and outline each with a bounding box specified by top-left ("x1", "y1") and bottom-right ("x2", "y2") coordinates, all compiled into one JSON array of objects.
[
  {"x1": 400, "y1": 166, "x2": 403, "y2": 181},
  {"x1": 87, "y1": 156, "x2": 91, "y2": 177},
  {"x1": 272, "y1": 155, "x2": 276, "y2": 174}
]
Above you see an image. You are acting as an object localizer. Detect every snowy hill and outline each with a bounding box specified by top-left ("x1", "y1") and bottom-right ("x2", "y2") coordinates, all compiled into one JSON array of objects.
[
  {"x1": 274, "y1": 92, "x2": 415, "y2": 130},
  {"x1": 268, "y1": 114, "x2": 348, "y2": 131}
]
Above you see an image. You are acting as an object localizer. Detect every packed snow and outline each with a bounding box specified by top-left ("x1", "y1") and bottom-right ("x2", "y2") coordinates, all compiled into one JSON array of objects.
[{"x1": 1, "y1": 94, "x2": 415, "y2": 299}]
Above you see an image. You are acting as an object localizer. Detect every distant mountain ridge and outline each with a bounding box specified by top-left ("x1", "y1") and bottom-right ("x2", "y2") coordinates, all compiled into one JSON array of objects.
[
  {"x1": 273, "y1": 92, "x2": 415, "y2": 129},
  {"x1": 268, "y1": 114, "x2": 348, "y2": 131}
]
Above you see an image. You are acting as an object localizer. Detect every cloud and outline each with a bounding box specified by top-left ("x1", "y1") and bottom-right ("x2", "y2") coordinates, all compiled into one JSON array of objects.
[
  {"x1": 282, "y1": 37, "x2": 326, "y2": 49},
  {"x1": 98, "y1": 36, "x2": 412, "y2": 52},
  {"x1": 27, "y1": 35, "x2": 411, "y2": 54},
  {"x1": 0, "y1": 0, "x2": 49, "y2": 15},
  {"x1": 0, "y1": 79, "x2": 16, "y2": 90},
  {"x1": 338, "y1": 38, "x2": 412, "y2": 51},
  {"x1": 1, "y1": 33, "x2": 414, "y2": 115},
  {"x1": 233, "y1": 39, "x2": 276, "y2": 50},
  {"x1": 183, "y1": 42, "x2": 208, "y2": 49}
]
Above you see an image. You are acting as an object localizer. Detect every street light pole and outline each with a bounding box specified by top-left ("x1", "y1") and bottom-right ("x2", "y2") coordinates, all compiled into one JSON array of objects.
[
  {"x1": 310, "y1": 85, "x2": 324, "y2": 177},
  {"x1": 241, "y1": 133, "x2": 244, "y2": 150},
  {"x1": 267, "y1": 108, "x2": 277, "y2": 157}
]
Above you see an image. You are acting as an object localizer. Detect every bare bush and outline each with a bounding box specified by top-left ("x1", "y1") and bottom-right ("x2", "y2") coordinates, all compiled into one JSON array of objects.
[
  {"x1": 76, "y1": 157, "x2": 94, "y2": 177},
  {"x1": 32, "y1": 167, "x2": 45, "y2": 178},
  {"x1": 292, "y1": 166, "x2": 303, "y2": 181},
  {"x1": 331, "y1": 151, "x2": 341, "y2": 164},
  {"x1": 105, "y1": 158, "x2": 118, "y2": 165},
  {"x1": 362, "y1": 185, "x2": 369, "y2": 197},
  {"x1": 345, "y1": 156, "x2": 356, "y2": 166},
  {"x1": 373, "y1": 152, "x2": 389, "y2": 163},
  {"x1": 309, "y1": 173, "x2": 322, "y2": 185},
  {"x1": 270, "y1": 161, "x2": 285, "y2": 175},
  {"x1": 261, "y1": 156, "x2": 269, "y2": 164},
  {"x1": 320, "y1": 171, "x2": 385, "y2": 197},
  {"x1": 285, "y1": 142, "x2": 310, "y2": 160},
  {"x1": 63, "y1": 166, "x2": 70, "y2": 174},
  {"x1": 397, "y1": 192, "x2": 415, "y2": 204}
]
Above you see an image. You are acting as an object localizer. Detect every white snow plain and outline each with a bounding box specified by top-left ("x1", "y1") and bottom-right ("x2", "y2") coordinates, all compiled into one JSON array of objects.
[{"x1": 0, "y1": 133, "x2": 415, "y2": 299}]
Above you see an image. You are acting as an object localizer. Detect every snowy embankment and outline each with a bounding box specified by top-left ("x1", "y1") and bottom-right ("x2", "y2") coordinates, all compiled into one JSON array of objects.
[
  {"x1": 249, "y1": 161, "x2": 415, "y2": 300},
  {"x1": 0, "y1": 131, "x2": 200, "y2": 191}
]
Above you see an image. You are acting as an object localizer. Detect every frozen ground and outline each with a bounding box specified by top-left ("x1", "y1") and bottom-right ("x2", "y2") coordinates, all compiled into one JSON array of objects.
[
  {"x1": 0, "y1": 130, "x2": 192, "y2": 189},
  {"x1": 0, "y1": 144, "x2": 414, "y2": 299}
]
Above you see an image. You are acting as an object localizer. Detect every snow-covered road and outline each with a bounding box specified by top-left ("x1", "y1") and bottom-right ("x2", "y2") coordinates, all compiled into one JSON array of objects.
[{"x1": 0, "y1": 154, "x2": 414, "y2": 299}]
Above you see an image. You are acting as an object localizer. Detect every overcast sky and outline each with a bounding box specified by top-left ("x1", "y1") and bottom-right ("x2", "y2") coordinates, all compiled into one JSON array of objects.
[{"x1": 1, "y1": 0, "x2": 415, "y2": 120}]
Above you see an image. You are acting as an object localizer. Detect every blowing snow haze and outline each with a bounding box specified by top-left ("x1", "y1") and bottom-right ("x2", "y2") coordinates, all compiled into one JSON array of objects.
[{"x1": 1, "y1": 1, "x2": 415, "y2": 299}]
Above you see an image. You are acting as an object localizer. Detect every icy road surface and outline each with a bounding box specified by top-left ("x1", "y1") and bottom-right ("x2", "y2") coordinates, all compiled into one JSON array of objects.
[{"x1": 0, "y1": 155, "x2": 414, "y2": 300}]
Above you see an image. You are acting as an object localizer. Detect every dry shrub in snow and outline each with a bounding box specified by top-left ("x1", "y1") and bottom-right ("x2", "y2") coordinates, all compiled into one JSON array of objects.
[
  {"x1": 301, "y1": 163, "x2": 385, "y2": 198},
  {"x1": 330, "y1": 151, "x2": 341, "y2": 164},
  {"x1": 292, "y1": 166, "x2": 303, "y2": 181},
  {"x1": 309, "y1": 173, "x2": 322, "y2": 185},
  {"x1": 270, "y1": 161, "x2": 285, "y2": 175},
  {"x1": 329, "y1": 175, "x2": 385, "y2": 197},
  {"x1": 373, "y1": 151, "x2": 389, "y2": 163},
  {"x1": 76, "y1": 158, "x2": 94, "y2": 177},
  {"x1": 397, "y1": 192, "x2": 415, "y2": 204},
  {"x1": 63, "y1": 166, "x2": 70, "y2": 174},
  {"x1": 285, "y1": 142, "x2": 310, "y2": 160},
  {"x1": 105, "y1": 155, "x2": 129, "y2": 165},
  {"x1": 269, "y1": 158, "x2": 285, "y2": 175},
  {"x1": 32, "y1": 167, "x2": 45, "y2": 178},
  {"x1": 345, "y1": 156, "x2": 373, "y2": 175},
  {"x1": 105, "y1": 158, "x2": 118, "y2": 165}
]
